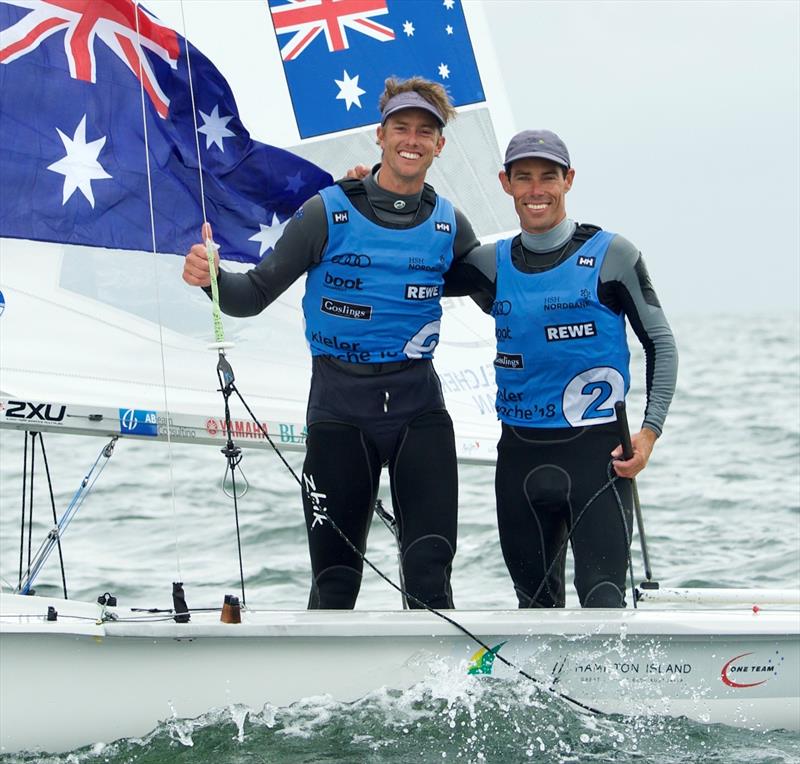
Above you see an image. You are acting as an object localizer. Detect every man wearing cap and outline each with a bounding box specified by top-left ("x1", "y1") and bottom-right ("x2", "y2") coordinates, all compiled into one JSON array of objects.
[
  {"x1": 449, "y1": 130, "x2": 678, "y2": 608},
  {"x1": 183, "y1": 77, "x2": 479, "y2": 610}
]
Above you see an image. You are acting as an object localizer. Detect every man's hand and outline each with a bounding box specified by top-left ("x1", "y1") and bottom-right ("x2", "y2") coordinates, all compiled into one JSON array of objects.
[
  {"x1": 345, "y1": 164, "x2": 370, "y2": 180},
  {"x1": 182, "y1": 222, "x2": 219, "y2": 287},
  {"x1": 610, "y1": 427, "x2": 658, "y2": 479}
]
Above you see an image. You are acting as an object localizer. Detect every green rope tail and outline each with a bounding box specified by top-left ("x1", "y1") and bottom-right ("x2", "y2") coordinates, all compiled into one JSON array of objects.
[{"x1": 205, "y1": 237, "x2": 225, "y2": 345}]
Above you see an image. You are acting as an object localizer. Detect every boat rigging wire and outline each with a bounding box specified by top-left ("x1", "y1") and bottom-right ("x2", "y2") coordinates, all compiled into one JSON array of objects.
[
  {"x1": 17, "y1": 437, "x2": 118, "y2": 596},
  {"x1": 216, "y1": 354, "x2": 249, "y2": 606},
  {"x1": 18, "y1": 430, "x2": 29, "y2": 591},
  {"x1": 36, "y1": 434, "x2": 68, "y2": 599},
  {"x1": 132, "y1": 0, "x2": 184, "y2": 585},
  {"x1": 15, "y1": 431, "x2": 69, "y2": 596}
]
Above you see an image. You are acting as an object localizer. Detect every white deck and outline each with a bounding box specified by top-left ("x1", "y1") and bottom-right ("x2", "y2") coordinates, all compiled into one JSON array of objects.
[{"x1": 2, "y1": 591, "x2": 798, "y2": 753}]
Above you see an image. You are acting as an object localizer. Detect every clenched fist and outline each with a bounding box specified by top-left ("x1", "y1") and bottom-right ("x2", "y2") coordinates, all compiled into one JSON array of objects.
[{"x1": 183, "y1": 222, "x2": 219, "y2": 287}]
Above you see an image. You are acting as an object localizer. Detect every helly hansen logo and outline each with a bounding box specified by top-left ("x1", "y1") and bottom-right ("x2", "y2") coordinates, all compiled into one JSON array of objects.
[
  {"x1": 332, "y1": 210, "x2": 349, "y2": 224},
  {"x1": 545, "y1": 321, "x2": 597, "y2": 342},
  {"x1": 405, "y1": 284, "x2": 441, "y2": 300},
  {"x1": 494, "y1": 352, "x2": 524, "y2": 369},
  {"x1": 435, "y1": 221, "x2": 451, "y2": 233},
  {"x1": 577, "y1": 256, "x2": 595, "y2": 268}
]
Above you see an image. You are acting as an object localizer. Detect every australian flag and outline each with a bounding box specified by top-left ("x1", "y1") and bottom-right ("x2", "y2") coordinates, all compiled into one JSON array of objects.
[
  {"x1": 269, "y1": 0, "x2": 485, "y2": 139},
  {"x1": 0, "y1": 0, "x2": 333, "y2": 264}
]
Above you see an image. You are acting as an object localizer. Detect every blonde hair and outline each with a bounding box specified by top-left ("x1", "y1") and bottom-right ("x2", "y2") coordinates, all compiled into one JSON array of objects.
[{"x1": 379, "y1": 76, "x2": 457, "y2": 127}]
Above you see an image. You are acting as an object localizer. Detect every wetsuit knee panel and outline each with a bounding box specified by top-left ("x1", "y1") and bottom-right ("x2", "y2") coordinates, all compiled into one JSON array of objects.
[
  {"x1": 401, "y1": 534, "x2": 455, "y2": 609},
  {"x1": 308, "y1": 565, "x2": 363, "y2": 610},
  {"x1": 525, "y1": 465, "x2": 571, "y2": 511}
]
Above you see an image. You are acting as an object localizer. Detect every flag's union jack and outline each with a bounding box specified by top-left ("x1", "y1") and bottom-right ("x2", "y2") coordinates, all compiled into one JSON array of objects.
[
  {"x1": 270, "y1": 0, "x2": 394, "y2": 61},
  {"x1": 0, "y1": 0, "x2": 332, "y2": 260},
  {"x1": 0, "y1": 0, "x2": 179, "y2": 117}
]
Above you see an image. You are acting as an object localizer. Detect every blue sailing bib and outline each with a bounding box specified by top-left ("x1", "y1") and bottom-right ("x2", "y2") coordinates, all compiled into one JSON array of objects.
[
  {"x1": 493, "y1": 230, "x2": 630, "y2": 427},
  {"x1": 303, "y1": 184, "x2": 455, "y2": 363}
]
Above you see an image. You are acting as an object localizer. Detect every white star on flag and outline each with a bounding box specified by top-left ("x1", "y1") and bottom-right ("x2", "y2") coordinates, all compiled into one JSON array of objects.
[
  {"x1": 446, "y1": 25, "x2": 454, "y2": 35},
  {"x1": 197, "y1": 105, "x2": 235, "y2": 151},
  {"x1": 438, "y1": 63, "x2": 450, "y2": 79},
  {"x1": 443, "y1": 0, "x2": 455, "y2": 9},
  {"x1": 335, "y1": 70, "x2": 366, "y2": 111},
  {"x1": 47, "y1": 115, "x2": 111, "y2": 208},
  {"x1": 248, "y1": 212, "x2": 287, "y2": 257},
  {"x1": 403, "y1": 20, "x2": 415, "y2": 37}
]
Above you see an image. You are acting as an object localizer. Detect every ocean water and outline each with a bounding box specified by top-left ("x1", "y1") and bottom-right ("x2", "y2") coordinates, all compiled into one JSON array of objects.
[{"x1": 1, "y1": 312, "x2": 798, "y2": 763}]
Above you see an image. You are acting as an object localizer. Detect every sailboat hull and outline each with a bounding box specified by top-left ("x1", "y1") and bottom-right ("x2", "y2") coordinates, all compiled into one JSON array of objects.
[{"x1": 1, "y1": 592, "x2": 798, "y2": 752}]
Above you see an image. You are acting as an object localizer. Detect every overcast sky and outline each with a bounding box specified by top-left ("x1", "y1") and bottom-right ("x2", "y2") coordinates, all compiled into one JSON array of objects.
[
  {"x1": 153, "y1": 0, "x2": 799, "y2": 318},
  {"x1": 486, "y1": 1, "x2": 799, "y2": 316}
]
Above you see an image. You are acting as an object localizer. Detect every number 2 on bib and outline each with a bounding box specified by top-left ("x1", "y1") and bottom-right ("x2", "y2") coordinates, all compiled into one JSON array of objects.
[{"x1": 562, "y1": 367, "x2": 625, "y2": 426}]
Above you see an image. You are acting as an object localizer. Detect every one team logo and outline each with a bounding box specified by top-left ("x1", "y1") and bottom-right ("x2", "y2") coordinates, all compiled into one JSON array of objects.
[
  {"x1": 721, "y1": 651, "x2": 784, "y2": 689},
  {"x1": 434, "y1": 221, "x2": 451, "y2": 233},
  {"x1": 577, "y1": 256, "x2": 595, "y2": 267},
  {"x1": 332, "y1": 210, "x2": 349, "y2": 224}
]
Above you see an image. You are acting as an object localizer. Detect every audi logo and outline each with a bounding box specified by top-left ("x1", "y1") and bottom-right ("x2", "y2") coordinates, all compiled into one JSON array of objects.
[
  {"x1": 490, "y1": 300, "x2": 512, "y2": 317},
  {"x1": 331, "y1": 253, "x2": 371, "y2": 268}
]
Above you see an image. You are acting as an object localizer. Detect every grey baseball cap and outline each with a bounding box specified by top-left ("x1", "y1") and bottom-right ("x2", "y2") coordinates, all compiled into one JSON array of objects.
[
  {"x1": 504, "y1": 129, "x2": 570, "y2": 170},
  {"x1": 381, "y1": 91, "x2": 445, "y2": 128}
]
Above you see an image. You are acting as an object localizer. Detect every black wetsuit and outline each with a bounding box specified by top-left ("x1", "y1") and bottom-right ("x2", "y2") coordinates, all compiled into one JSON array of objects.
[
  {"x1": 212, "y1": 172, "x2": 479, "y2": 610},
  {"x1": 449, "y1": 220, "x2": 677, "y2": 608}
]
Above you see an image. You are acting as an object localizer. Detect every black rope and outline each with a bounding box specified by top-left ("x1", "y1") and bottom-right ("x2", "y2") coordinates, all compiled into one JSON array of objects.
[
  {"x1": 217, "y1": 353, "x2": 247, "y2": 606},
  {"x1": 39, "y1": 435, "x2": 68, "y2": 599},
  {"x1": 224, "y1": 380, "x2": 602, "y2": 717}
]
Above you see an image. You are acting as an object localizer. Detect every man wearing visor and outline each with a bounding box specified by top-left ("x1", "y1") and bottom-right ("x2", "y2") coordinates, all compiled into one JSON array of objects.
[{"x1": 183, "y1": 77, "x2": 479, "y2": 610}]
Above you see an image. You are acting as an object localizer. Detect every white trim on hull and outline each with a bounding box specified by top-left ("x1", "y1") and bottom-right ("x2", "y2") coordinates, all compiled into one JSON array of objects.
[{"x1": 1, "y1": 592, "x2": 798, "y2": 753}]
